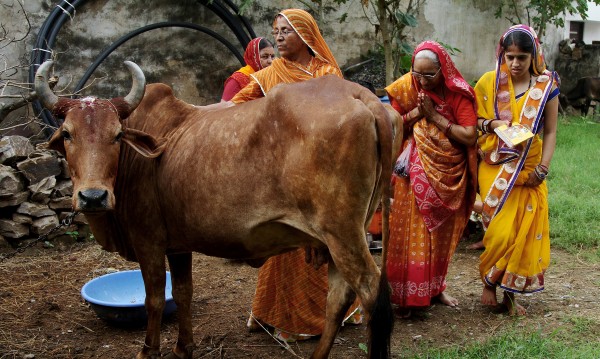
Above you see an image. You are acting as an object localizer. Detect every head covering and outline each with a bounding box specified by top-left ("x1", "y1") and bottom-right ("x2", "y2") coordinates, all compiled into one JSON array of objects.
[
  {"x1": 244, "y1": 37, "x2": 267, "y2": 71},
  {"x1": 496, "y1": 25, "x2": 546, "y2": 75},
  {"x1": 412, "y1": 41, "x2": 476, "y2": 102},
  {"x1": 277, "y1": 9, "x2": 340, "y2": 71}
]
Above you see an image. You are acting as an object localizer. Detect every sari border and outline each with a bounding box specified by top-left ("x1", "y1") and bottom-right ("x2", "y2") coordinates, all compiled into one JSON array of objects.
[{"x1": 481, "y1": 69, "x2": 554, "y2": 230}]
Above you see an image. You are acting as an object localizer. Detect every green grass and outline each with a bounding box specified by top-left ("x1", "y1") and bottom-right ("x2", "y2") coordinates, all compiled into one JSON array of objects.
[
  {"x1": 400, "y1": 317, "x2": 600, "y2": 359},
  {"x1": 547, "y1": 115, "x2": 600, "y2": 259}
]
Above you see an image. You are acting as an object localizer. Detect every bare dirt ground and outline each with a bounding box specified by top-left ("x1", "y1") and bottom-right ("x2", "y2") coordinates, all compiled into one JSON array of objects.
[{"x1": 0, "y1": 237, "x2": 599, "y2": 359}]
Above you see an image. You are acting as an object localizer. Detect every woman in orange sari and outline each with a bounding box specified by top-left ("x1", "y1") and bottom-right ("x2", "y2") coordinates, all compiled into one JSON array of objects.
[
  {"x1": 475, "y1": 25, "x2": 559, "y2": 316},
  {"x1": 231, "y1": 9, "x2": 361, "y2": 341},
  {"x1": 221, "y1": 37, "x2": 274, "y2": 101},
  {"x1": 385, "y1": 41, "x2": 478, "y2": 314}
]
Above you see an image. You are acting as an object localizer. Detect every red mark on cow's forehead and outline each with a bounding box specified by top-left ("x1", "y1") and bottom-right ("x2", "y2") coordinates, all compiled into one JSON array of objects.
[{"x1": 75, "y1": 97, "x2": 119, "y2": 115}]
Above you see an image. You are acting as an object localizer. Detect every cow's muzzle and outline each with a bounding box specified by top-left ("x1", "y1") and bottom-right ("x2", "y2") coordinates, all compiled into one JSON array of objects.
[{"x1": 77, "y1": 189, "x2": 110, "y2": 211}]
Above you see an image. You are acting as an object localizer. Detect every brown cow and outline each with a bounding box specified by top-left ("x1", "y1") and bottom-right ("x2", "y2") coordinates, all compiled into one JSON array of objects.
[{"x1": 35, "y1": 60, "x2": 400, "y2": 359}]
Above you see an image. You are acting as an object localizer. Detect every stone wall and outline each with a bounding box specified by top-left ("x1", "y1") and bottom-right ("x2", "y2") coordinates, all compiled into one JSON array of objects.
[
  {"x1": 1, "y1": 0, "x2": 566, "y2": 112},
  {"x1": 0, "y1": 136, "x2": 89, "y2": 248},
  {"x1": 554, "y1": 43, "x2": 600, "y2": 93}
]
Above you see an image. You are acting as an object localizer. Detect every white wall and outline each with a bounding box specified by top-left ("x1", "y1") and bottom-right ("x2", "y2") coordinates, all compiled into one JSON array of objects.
[{"x1": 564, "y1": 2, "x2": 600, "y2": 43}]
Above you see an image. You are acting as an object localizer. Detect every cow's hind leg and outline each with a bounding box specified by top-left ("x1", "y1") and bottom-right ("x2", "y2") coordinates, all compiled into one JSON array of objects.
[
  {"x1": 311, "y1": 259, "x2": 357, "y2": 359},
  {"x1": 326, "y1": 236, "x2": 393, "y2": 359},
  {"x1": 165, "y1": 252, "x2": 195, "y2": 359}
]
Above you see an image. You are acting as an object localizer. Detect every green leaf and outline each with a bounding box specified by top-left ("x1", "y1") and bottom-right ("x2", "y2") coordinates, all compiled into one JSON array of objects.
[
  {"x1": 399, "y1": 54, "x2": 413, "y2": 73},
  {"x1": 358, "y1": 342, "x2": 368, "y2": 353},
  {"x1": 395, "y1": 11, "x2": 418, "y2": 27}
]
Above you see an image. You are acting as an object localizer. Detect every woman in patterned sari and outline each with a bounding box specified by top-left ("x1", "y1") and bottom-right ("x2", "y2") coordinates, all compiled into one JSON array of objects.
[
  {"x1": 474, "y1": 25, "x2": 559, "y2": 316},
  {"x1": 231, "y1": 8, "x2": 361, "y2": 341},
  {"x1": 220, "y1": 37, "x2": 274, "y2": 101},
  {"x1": 385, "y1": 41, "x2": 478, "y2": 315}
]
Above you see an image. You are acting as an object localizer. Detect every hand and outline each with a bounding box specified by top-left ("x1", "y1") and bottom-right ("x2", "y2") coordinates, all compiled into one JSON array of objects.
[
  {"x1": 417, "y1": 92, "x2": 436, "y2": 120},
  {"x1": 304, "y1": 246, "x2": 330, "y2": 269},
  {"x1": 489, "y1": 119, "x2": 511, "y2": 131},
  {"x1": 404, "y1": 108, "x2": 421, "y2": 128},
  {"x1": 523, "y1": 171, "x2": 544, "y2": 187}
]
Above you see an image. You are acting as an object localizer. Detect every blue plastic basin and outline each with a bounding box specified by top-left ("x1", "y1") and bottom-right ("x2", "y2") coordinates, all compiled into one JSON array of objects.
[{"x1": 81, "y1": 269, "x2": 176, "y2": 326}]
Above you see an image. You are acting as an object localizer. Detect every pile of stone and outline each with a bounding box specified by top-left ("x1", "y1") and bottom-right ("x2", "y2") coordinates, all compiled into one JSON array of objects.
[{"x1": 0, "y1": 135, "x2": 89, "y2": 247}]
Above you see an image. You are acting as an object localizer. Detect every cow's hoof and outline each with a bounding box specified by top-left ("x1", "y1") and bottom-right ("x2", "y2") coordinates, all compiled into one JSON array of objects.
[
  {"x1": 164, "y1": 344, "x2": 195, "y2": 359},
  {"x1": 136, "y1": 354, "x2": 160, "y2": 359}
]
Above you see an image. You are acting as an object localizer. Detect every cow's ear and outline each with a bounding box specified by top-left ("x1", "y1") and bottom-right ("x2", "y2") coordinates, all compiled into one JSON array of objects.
[
  {"x1": 42, "y1": 126, "x2": 66, "y2": 155},
  {"x1": 122, "y1": 128, "x2": 167, "y2": 158}
]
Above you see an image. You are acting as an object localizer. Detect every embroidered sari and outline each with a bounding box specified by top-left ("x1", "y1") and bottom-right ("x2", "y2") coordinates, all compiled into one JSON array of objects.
[
  {"x1": 385, "y1": 41, "x2": 478, "y2": 307},
  {"x1": 475, "y1": 25, "x2": 558, "y2": 293},
  {"x1": 232, "y1": 9, "x2": 360, "y2": 341},
  {"x1": 221, "y1": 37, "x2": 266, "y2": 101}
]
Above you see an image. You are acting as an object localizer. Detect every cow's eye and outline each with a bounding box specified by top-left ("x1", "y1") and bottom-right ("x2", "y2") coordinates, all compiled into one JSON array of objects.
[
  {"x1": 61, "y1": 130, "x2": 71, "y2": 140},
  {"x1": 115, "y1": 131, "x2": 124, "y2": 142}
]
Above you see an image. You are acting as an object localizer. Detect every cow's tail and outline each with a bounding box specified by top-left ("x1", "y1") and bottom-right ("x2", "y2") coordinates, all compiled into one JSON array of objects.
[{"x1": 365, "y1": 94, "x2": 396, "y2": 359}]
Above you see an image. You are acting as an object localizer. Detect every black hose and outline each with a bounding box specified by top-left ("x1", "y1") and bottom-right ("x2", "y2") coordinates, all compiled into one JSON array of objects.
[
  {"x1": 30, "y1": 0, "x2": 88, "y2": 133},
  {"x1": 30, "y1": 0, "x2": 256, "y2": 137},
  {"x1": 74, "y1": 22, "x2": 244, "y2": 93},
  {"x1": 221, "y1": 0, "x2": 257, "y2": 39}
]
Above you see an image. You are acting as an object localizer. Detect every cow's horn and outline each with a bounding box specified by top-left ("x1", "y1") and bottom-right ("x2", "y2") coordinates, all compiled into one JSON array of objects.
[
  {"x1": 123, "y1": 61, "x2": 146, "y2": 110},
  {"x1": 34, "y1": 61, "x2": 59, "y2": 110}
]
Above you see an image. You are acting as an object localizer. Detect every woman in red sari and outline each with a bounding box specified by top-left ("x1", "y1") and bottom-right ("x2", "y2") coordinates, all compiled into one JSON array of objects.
[
  {"x1": 385, "y1": 41, "x2": 478, "y2": 315},
  {"x1": 220, "y1": 37, "x2": 274, "y2": 101}
]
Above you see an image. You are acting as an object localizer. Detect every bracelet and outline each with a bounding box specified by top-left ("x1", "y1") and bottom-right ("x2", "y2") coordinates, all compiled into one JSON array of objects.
[
  {"x1": 534, "y1": 165, "x2": 549, "y2": 180},
  {"x1": 482, "y1": 119, "x2": 491, "y2": 133},
  {"x1": 537, "y1": 164, "x2": 549, "y2": 173},
  {"x1": 444, "y1": 121, "x2": 453, "y2": 136}
]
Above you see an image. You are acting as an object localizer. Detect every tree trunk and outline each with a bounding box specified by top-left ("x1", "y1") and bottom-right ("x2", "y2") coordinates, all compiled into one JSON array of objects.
[{"x1": 377, "y1": 0, "x2": 394, "y2": 85}]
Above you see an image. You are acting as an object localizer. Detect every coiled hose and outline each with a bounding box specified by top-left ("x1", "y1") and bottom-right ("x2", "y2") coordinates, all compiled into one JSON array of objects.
[{"x1": 29, "y1": 0, "x2": 256, "y2": 137}]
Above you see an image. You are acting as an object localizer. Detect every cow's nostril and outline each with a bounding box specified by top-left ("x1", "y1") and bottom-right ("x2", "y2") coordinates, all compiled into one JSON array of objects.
[{"x1": 78, "y1": 189, "x2": 109, "y2": 209}]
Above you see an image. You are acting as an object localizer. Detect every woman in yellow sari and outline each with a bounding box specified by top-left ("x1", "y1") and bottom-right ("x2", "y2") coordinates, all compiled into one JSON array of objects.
[
  {"x1": 231, "y1": 8, "x2": 361, "y2": 341},
  {"x1": 474, "y1": 25, "x2": 559, "y2": 315}
]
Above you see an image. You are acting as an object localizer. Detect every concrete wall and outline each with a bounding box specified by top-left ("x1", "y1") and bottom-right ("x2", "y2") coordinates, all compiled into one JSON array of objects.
[
  {"x1": 2, "y1": 0, "x2": 566, "y2": 119},
  {"x1": 565, "y1": 2, "x2": 600, "y2": 43}
]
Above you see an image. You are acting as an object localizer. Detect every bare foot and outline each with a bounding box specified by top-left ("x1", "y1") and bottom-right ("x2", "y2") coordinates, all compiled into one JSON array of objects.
[
  {"x1": 434, "y1": 292, "x2": 459, "y2": 307},
  {"x1": 466, "y1": 240, "x2": 485, "y2": 250},
  {"x1": 481, "y1": 285, "x2": 498, "y2": 306},
  {"x1": 502, "y1": 291, "x2": 526, "y2": 316},
  {"x1": 394, "y1": 308, "x2": 412, "y2": 319}
]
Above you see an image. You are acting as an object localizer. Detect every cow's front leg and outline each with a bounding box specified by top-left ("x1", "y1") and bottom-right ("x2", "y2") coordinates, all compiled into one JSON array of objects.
[
  {"x1": 137, "y1": 260, "x2": 167, "y2": 359},
  {"x1": 164, "y1": 252, "x2": 195, "y2": 359}
]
